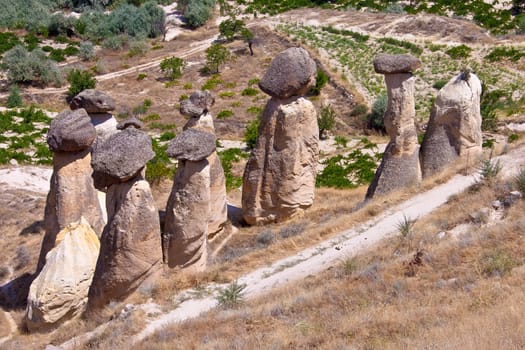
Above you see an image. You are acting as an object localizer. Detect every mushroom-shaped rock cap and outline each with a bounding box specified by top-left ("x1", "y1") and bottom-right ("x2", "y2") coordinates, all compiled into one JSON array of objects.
[
  {"x1": 47, "y1": 109, "x2": 96, "y2": 152},
  {"x1": 258, "y1": 47, "x2": 317, "y2": 99},
  {"x1": 91, "y1": 128, "x2": 154, "y2": 180},
  {"x1": 167, "y1": 128, "x2": 216, "y2": 161},
  {"x1": 180, "y1": 90, "x2": 215, "y2": 117},
  {"x1": 373, "y1": 53, "x2": 421, "y2": 74},
  {"x1": 70, "y1": 89, "x2": 116, "y2": 113},
  {"x1": 117, "y1": 117, "x2": 144, "y2": 130}
]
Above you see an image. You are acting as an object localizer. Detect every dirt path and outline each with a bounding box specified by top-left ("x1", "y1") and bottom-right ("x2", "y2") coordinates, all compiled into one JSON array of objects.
[{"x1": 51, "y1": 145, "x2": 525, "y2": 349}]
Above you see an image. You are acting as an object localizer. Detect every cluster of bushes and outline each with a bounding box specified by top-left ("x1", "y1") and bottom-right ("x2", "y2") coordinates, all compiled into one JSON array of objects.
[
  {"x1": 2, "y1": 45, "x2": 63, "y2": 86},
  {"x1": 178, "y1": 0, "x2": 216, "y2": 28}
]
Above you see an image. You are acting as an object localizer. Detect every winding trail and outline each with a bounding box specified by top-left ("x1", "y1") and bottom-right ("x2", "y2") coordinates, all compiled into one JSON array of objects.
[{"x1": 53, "y1": 144, "x2": 525, "y2": 349}]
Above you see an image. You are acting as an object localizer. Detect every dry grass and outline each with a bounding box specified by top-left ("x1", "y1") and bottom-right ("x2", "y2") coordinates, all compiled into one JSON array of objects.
[{"x1": 132, "y1": 182, "x2": 525, "y2": 350}]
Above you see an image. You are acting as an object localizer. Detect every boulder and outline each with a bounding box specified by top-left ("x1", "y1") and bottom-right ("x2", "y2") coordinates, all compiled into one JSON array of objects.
[
  {"x1": 47, "y1": 109, "x2": 96, "y2": 152},
  {"x1": 91, "y1": 128, "x2": 154, "y2": 182},
  {"x1": 258, "y1": 47, "x2": 317, "y2": 99},
  {"x1": 88, "y1": 177, "x2": 161, "y2": 309},
  {"x1": 70, "y1": 89, "x2": 116, "y2": 113},
  {"x1": 242, "y1": 96, "x2": 319, "y2": 225},
  {"x1": 420, "y1": 71, "x2": 483, "y2": 177},
  {"x1": 167, "y1": 128, "x2": 216, "y2": 161},
  {"x1": 366, "y1": 54, "x2": 421, "y2": 199},
  {"x1": 373, "y1": 53, "x2": 421, "y2": 74},
  {"x1": 180, "y1": 90, "x2": 215, "y2": 117},
  {"x1": 26, "y1": 218, "x2": 99, "y2": 332}
]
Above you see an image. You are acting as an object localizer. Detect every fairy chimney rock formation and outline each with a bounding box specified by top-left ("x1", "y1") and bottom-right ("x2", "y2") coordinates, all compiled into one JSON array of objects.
[
  {"x1": 26, "y1": 218, "x2": 99, "y2": 332},
  {"x1": 420, "y1": 71, "x2": 483, "y2": 177},
  {"x1": 181, "y1": 90, "x2": 228, "y2": 237},
  {"x1": 88, "y1": 128, "x2": 161, "y2": 309},
  {"x1": 366, "y1": 54, "x2": 422, "y2": 199},
  {"x1": 164, "y1": 129, "x2": 216, "y2": 271},
  {"x1": 37, "y1": 109, "x2": 104, "y2": 271},
  {"x1": 242, "y1": 47, "x2": 319, "y2": 225},
  {"x1": 70, "y1": 89, "x2": 118, "y2": 144},
  {"x1": 180, "y1": 90, "x2": 215, "y2": 118}
]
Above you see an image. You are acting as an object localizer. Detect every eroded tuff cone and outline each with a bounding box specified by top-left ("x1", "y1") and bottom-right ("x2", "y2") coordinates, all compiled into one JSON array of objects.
[
  {"x1": 47, "y1": 109, "x2": 96, "y2": 152},
  {"x1": 242, "y1": 97, "x2": 319, "y2": 225},
  {"x1": 373, "y1": 53, "x2": 421, "y2": 74},
  {"x1": 258, "y1": 47, "x2": 317, "y2": 99},
  {"x1": 117, "y1": 116, "x2": 143, "y2": 130},
  {"x1": 70, "y1": 89, "x2": 116, "y2": 113},
  {"x1": 167, "y1": 128, "x2": 216, "y2": 161},
  {"x1": 26, "y1": 218, "x2": 99, "y2": 332},
  {"x1": 163, "y1": 160, "x2": 210, "y2": 271},
  {"x1": 180, "y1": 90, "x2": 215, "y2": 117},
  {"x1": 420, "y1": 71, "x2": 482, "y2": 177},
  {"x1": 366, "y1": 54, "x2": 421, "y2": 199},
  {"x1": 91, "y1": 128, "x2": 154, "y2": 183},
  {"x1": 88, "y1": 177, "x2": 161, "y2": 309},
  {"x1": 38, "y1": 115, "x2": 104, "y2": 271},
  {"x1": 183, "y1": 113, "x2": 228, "y2": 237}
]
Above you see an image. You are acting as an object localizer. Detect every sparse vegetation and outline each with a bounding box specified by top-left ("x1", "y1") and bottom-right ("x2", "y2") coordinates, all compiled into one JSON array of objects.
[
  {"x1": 216, "y1": 280, "x2": 247, "y2": 309},
  {"x1": 6, "y1": 85, "x2": 23, "y2": 108}
]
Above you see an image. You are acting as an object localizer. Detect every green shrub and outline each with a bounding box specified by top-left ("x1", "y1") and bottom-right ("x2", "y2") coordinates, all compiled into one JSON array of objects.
[
  {"x1": 6, "y1": 85, "x2": 23, "y2": 108},
  {"x1": 320, "y1": 26, "x2": 369, "y2": 42},
  {"x1": 182, "y1": 0, "x2": 215, "y2": 28},
  {"x1": 183, "y1": 82, "x2": 193, "y2": 89},
  {"x1": 160, "y1": 56, "x2": 185, "y2": 81},
  {"x1": 143, "y1": 113, "x2": 160, "y2": 122},
  {"x1": 219, "y1": 91, "x2": 235, "y2": 98},
  {"x1": 366, "y1": 93, "x2": 388, "y2": 132},
  {"x1": 480, "y1": 89, "x2": 505, "y2": 131},
  {"x1": 219, "y1": 17, "x2": 245, "y2": 41},
  {"x1": 0, "y1": 32, "x2": 21, "y2": 55},
  {"x1": 316, "y1": 138, "x2": 379, "y2": 188},
  {"x1": 318, "y1": 104, "x2": 336, "y2": 139},
  {"x1": 217, "y1": 109, "x2": 234, "y2": 119},
  {"x1": 446, "y1": 44, "x2": 472, "y2": 59},
  {"x1": 241, "y1": 87, "x2": 259, "y2": 96},
  {"x1": 248, "y1": 77, "x2": 260, "y2": 86},
  {"x1": 179, "y1": 94, "x2": 188, "y2": 101},
  {"x1": 159, "y1": 131, "x2": 175, "y2": 141},
  {"x1": 146, "y1": 138, "x2": 174, "y2": 183},
  {"x1": 218, "y1": 147, "x2": 249, "y2": 190},
  {"x1": 432, "y1": 79, "x2": 448, "y2": 90},
  {"x1": 202, "y1": 74, "x2": 224, "y2": 91},
  {"x1": 244, "y1": 117, "x2": 260, "y2": 149},
  {"x1": 377, "y1": 37, "x2": 422, "y2": 55},
  {"x1": 246, "y1": 106, "x2": 263, "y2": 115},
  {"x1": 67, "y1": 69, "x2": 96, "y2": 97},
  {"x1": 508, "y1": 133, "x2": 520, "y2": 143},
  {"x1": 479, "y1": 158, "x2": 502, "y2": 181},
  {"x1": 334, "y1": 135, "x2": 348, "y2": 148},
  {"x1": 137, "y1": 72, "x2": 148, "y2": 80},
  {"x1": 150, "y1": 122, "x2": 176, "y2": 131},
  {"x1": 216, "y1": 280, "x2": 246, "y2": 308},
  {"x1": 78, "y1": 41, "x2": 96, "y2": 61},
  {"x1": 310, "y1": 69, "x2": 329, "y2": 95},
  {"x1": 485, "y1": 46, "x2": 524, "y2": 62},
  {"x1": 349, "y1": 103, "x2": 368, "y2": 117},
  {"x1": 128, "y1": 40, "x2": 148, "y2": 57},
  {"x1": 49, "y1": 48, "x2": 66, "y2": 62}
]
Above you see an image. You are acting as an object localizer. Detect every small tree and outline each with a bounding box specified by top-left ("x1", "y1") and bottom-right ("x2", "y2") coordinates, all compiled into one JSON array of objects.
[
  {"x1": 318, "y1": 104, "x2": 336, "y2": 140},
  {"x1": 67, "y1": 68, "x2": 96, "y2": 98},
  {"x1": 244, "y1": 117, "x2": 260, "y2": 149},
  {"x1": 310, "y1": 69, "x2": 329, "y2": 95},
  {"x1": 367, "y1": 93, "x2": 388, "y2": 131},
  {"x1": 219, "y1": 18, "x2": 245, "y2": 41},
  {"x1": 205, "y1": 43, "x2": 233, "y2": 74},
  {"x1": 241, "y1": 27, "x2": 255, "y2": 56},
  {"x1": 6, "y1": 85, "x2": 23, "y2": 108},
  {"x1": 160, "y1": 56, "x2": 185, "y2": 81}
]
